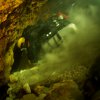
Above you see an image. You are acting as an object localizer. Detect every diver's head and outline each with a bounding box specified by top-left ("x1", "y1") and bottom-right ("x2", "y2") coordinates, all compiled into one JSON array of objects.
[{"x1": 17, "y1": 37, "x2": 25, "y2": 48}]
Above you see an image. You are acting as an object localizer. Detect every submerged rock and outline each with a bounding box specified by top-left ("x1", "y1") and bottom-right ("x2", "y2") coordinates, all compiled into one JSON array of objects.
[
  {"x1": 6, "y1": 64, "x2": 87, "y2": 100},
  {"x1": 44, "y1": 80, "x2": 84, "y2": 100},
  {"x1": 20, "y1": 94, "x2": 37, "y2": 100},
  {"x1": 23, "y1": 83, "x2": 31, "y2": 94}
]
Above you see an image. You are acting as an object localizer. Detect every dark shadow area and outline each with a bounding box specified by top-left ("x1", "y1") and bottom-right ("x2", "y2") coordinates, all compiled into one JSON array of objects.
[
  {"x1": 0, "y1": 85, "x2": 8, "y2": 100},
  {"x1": 83, "y1": 56, "x2": 100, "y2": 100}
]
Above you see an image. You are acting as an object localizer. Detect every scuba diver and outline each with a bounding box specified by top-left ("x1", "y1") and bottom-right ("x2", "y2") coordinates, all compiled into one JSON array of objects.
[
  {"x1": 13, "y1": 12, "x2": 70, "y2": 65},
  {"x1": 21, "y1": 20, "x2": 58, "y2": 63}
]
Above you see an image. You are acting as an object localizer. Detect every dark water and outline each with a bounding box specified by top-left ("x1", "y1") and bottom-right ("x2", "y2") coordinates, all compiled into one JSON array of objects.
[{"x1": 0, "y1": 85, "x2": 8, "y2": 100}]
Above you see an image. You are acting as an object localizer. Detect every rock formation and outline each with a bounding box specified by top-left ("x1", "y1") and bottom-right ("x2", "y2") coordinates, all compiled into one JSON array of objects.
[{"x1": 0, "y1": 0, "x2": 47, "y2": 86}]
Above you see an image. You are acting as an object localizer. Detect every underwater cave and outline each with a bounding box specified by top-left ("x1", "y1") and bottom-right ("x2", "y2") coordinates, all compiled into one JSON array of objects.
[{"x1": 0, "y1": 0, "x2": 100, "y2": 100}]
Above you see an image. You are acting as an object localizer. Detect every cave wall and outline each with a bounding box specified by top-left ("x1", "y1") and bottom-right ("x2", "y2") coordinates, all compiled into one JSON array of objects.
[{"x1": 0, "y1": 0, "x2": 47, "y2": 86}]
